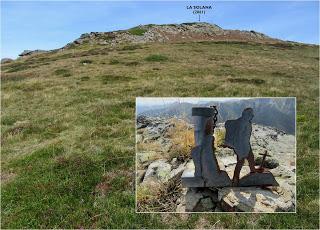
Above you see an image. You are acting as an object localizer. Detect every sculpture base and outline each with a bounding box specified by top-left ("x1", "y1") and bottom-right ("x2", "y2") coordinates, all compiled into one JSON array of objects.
[
  {"x1": 182, "y1": 168, "x2": 278, "y2": 188},
  {"x1": 238, "y1": 172, "x2": 279, "y2": 187}
]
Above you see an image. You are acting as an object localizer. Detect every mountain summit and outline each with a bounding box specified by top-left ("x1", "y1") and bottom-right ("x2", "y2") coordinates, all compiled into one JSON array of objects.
[
  {"x1": 65, "y1": 22, "x2": 279, "y2": 48},
  {"x1": 18, "y1": 22, "x2": 284, "y2": 57}
]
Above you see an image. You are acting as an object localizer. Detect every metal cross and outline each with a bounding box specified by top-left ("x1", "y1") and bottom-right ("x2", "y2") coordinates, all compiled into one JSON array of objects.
[{"x1": 259, "y1": 150, "x2": 271, "y2": 169}]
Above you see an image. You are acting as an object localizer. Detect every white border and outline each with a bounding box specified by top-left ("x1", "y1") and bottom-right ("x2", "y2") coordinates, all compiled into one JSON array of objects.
[{"x1": 135, "y1": 97, "x2": 297, "y2": 214}]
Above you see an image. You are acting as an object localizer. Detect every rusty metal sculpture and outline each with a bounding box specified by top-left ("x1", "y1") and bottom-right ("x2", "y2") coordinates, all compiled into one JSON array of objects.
[
  {"x1": 182, "y1": 106, "x2": 231, "y2": 187},
  {"x1": 224, "y1": 108, "x2": 278, "y2": 187}
]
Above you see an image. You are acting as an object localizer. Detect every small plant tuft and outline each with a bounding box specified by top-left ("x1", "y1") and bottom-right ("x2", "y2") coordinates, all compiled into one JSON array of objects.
[
  {"x1": 80, "y1": 76, "x2": 90, "y2": 81},
  {"x1": 214, "y1": 128, "x2": 226, "y2": 148},
  {"x1": 99, "y1": 74, "x2": 134, "y2": 84},
  {"x1": 128, "y1": 27, "x2": 147, "y2": 36},
  {"x1": 109, "y1": 59, "x2": 120, "y2": 65},
  {"x1": 145, "y1": 54, "x2": 169, "y2": 62},
  {"x1": 80, "y1": 59, "x2": 93, "y2": 64},
  {"x1": 125, "y1": 61, "x2": 139, "y2": 66},
  {"x1": 54, "y1": 68, "x2": 72, "y2": 77},
  {"x1": 227, "y1": 78, "x2": 265, "y2": 85},
  {"x1": 167, "y1": 119, "x2": 194, "y2": 161},
  {"x1": 121, "y1": 44, "x2": 142, "y2": 51}
]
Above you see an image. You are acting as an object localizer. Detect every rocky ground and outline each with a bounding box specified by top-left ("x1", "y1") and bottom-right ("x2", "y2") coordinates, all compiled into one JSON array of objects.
[
  {"x1": 67, "y1": 23, "x2": 276, "y2": 48},
  {"x1": 136, "y1": 115, "x2": 296, "y2": 213}
]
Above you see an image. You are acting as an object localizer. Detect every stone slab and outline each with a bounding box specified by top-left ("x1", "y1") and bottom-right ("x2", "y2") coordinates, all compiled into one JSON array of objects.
[
  {"x1": 218, "y1": 187, "x2": 294, "y2": 212},
  {"x1": 239, "y1": 172, "x2": 279, "y2": 187}
]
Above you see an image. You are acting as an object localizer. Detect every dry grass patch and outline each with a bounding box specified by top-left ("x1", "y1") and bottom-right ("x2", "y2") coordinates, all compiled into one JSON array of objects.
[
  {"x1": 137, "y1": 172, "x2": 182, "y2": 212},
  {"x1": 167, "y1": 119, "x2": 194, "y2": 161},
  {"x1": 214, "y1": 128, "x2": 226, "y2": 148},
  {"x1": 136, "y1": 141, "x2": 163, "y2": 152}
]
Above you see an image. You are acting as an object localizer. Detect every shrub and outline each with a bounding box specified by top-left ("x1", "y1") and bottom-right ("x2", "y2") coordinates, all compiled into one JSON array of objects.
[
  {"x1": 227, "y1": 78, "x2": 265, "y2": 85},
  {"x1": 137, "y1": 172, "x2": 182, "y2": 212},
  {"x1": 136, "y1": 142, "x2": 163, "y2": 153},
  {"x1": 214, "y1": 128, "x2": 226, "y2": 148},
  {"x1": 145, "y1": 54, "x2": 169, "y2": 62},
  {"x1": 121, "y1": 44, "x2": 142, "y2": 51},
  {"x1": 54, "y1": 68, "x2": 71, "y2": 77},
  {"x1": 80, "y1": 59, "x2": 93, "y2": 64},
  {"x1": 1, "y1": 74, "x2": 28, "y2": 82},
  {"x1": 80, "y1": 76, "x2": 90, "y2": 81},
  {"x1": 271, "y1": 71, "x2": 293, "y2": 78},
  {"x1": 5, "y1": 62, "x2": 30, "y2": 73},
  {"x1": 182, "y1": 22, "x2": 197, "y2": 26},
  {"x1": 1, "y1": 116, "x2": 16, "y2": 126},
  {"x1": 125, "y1": 61, "x2": 139, "y2": 66},
  {"x1": 128, "y1": 27, "x2": 147, "y2": 36},
  {"x1": 167, "y1": 119, "x2": 194, "y2": 161},
  {"x1": 109, "y1": 59, "x2": 120, "y2": 65},
  {"x1": 99, "y1": 74, "x2": 134, "y2": 84}
]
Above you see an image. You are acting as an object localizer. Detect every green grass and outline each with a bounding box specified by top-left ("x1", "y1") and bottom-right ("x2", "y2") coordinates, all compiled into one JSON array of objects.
[
  {"x1": 109, "y1": 59, "x2": 120, "y2": 65},
  {"x1": 128, "y1": 27, "x2": 147, "y2": 36},
  {"x1": 54, "y1": 68, "x2": 72, "y2": 77},
  {"x1": 227, "y1": 78, "x2": 265, "y2": 85},
  {"x1": 145, "y1": 54, "x2": 169, "y2": 62},
  {"x1": 1, "y1": 40, "x2": 319, "y2": 229},
  {"x1": 121, "y1": 44, "x2": 142, "y2": 51}
]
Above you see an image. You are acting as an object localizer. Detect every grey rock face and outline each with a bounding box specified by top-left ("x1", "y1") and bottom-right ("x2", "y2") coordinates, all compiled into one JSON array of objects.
[
  {"x1": 219, "y1": 155, "x2": 237, "y2": 167},
  {"x1": 185, "y1": 188, "x2": 203, "y2": 211},
  {"x1": 19, "y1": 49, "x2": 47, "y2": 57},
  {"x1": 137, "y1": 151, "x2": 158, "y2": 165},
  {"x1": 218, "y1": 187, "x2": 295, "y2": 212},
  {"x1": 136, "y1": 170, "x2": 146, "y2": 183},
  {"x1": 255, "y1": 156, "x2": 279, "y2": 168},
  {"x1": 143, "y1": 159, "x2": 172, "y2": 183},
  {"x1": 136, "y1": 134, "x2": 143, "y2": 143},
  {"x1": 197, "y1": 197, "x2": 215, "y2": 211},
  {"x1": 169, "y1": 162, "x2": 186, "y2": 179},
  {"x1": 1, "y1": 58, "x2": 13, "y2": 64}
]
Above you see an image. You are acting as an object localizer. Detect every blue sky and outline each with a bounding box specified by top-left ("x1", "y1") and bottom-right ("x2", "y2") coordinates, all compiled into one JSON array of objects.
[{"x1": 1, "y1": 1, "x2": 319, "y2": 59}]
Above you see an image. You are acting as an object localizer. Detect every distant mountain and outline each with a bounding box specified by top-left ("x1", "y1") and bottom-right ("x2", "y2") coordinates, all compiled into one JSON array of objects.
[{"x1": 138, "y1": 98, "x2": 295, "y2": 134}]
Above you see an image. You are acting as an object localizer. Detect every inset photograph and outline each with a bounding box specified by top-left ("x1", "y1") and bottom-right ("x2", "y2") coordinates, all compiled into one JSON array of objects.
[{"x1": 136, "y1": 97, "x2": 296, "y2": 213}]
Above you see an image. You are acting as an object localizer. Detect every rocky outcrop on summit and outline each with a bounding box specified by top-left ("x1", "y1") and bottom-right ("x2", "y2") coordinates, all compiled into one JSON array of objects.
[
  {"x1": 14, "y1": 23, "x2": 290, "y2": 57},
  {"x1": 1, "y1": 58, "x2": 13, "y2": 64},
  {"x1": 18, "y1": 49, "x2": 48, "y2": 57},
  {"x1": 65, "y1": 22, "x2": 280, "y2": 48}
]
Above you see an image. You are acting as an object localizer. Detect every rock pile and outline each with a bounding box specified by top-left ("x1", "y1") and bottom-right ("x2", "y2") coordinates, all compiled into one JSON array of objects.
[
  {"x1": 136, "y1": 115, "x2": 176, "y2": 155},
  {"x1": 18, "y1": 49, "x2": 48, "y2": 57},
  {"x1": 65, "y1": 22, "x2": 279, "y2": 49}
]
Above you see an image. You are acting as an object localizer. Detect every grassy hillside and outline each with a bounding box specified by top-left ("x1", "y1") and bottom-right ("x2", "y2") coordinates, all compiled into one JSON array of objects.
[{"x1": 1, "y1": 41, "x2": 319, "y2": 228}]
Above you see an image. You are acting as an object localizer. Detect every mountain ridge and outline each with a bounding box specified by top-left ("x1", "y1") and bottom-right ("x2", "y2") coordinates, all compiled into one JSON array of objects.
[
  {"x1": 137, "y1": 98, "x2": 296, "y2": 134},
  {"x1": 16, "y1": 22, "x2": 291, "y2": 58}
]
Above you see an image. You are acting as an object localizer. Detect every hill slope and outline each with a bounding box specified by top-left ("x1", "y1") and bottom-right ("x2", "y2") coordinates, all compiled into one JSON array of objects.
[{"x1": 1, "y1": 23, "x2": 319, "y2": 228}]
